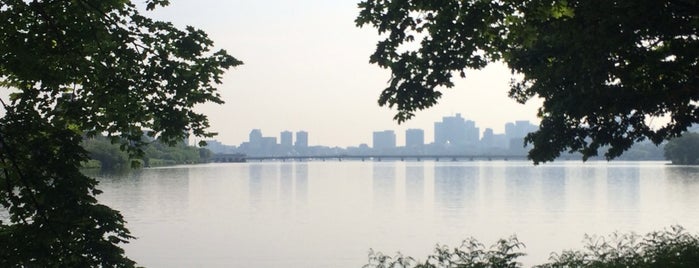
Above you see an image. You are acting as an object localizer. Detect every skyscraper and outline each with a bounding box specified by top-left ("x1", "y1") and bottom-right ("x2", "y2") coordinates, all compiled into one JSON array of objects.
[
  {"x1": 373, "y1": 130, "x2": 396, "y2": 150},
  {"x1": 481, "y1": 128, "x2": 494, "y2": 147},
  {"x1": 405, "y1": 128, "x2": 424, "y2": 148},
  {"x1": 505, "y1": 120, "x2": 538, "y2": 150},
  {"x1": 295, "y1": 131, "x2": 308, "y2": 148},
  {"x1": 280, "y1": 131, "x2": 293, "y2": 147},
  {"x1": 249, "y1": 129, "x2": 263, "y2": 146},
  {"x1": 505, "y1": 120, "x2": 538, "y2": 140},
  {"x1": 434, "y1": 113, "x2": 479, "y2": 145}
]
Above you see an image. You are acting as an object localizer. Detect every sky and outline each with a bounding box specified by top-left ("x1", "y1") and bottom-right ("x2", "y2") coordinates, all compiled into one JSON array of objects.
[{"x1": 144, "y1": 1, "x2": 542, "y2": 147}]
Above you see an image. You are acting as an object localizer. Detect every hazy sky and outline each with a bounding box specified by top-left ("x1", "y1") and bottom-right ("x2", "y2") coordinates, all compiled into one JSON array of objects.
[{"x1": 145, "y1": 1, "x2": 542, "y2": 147}]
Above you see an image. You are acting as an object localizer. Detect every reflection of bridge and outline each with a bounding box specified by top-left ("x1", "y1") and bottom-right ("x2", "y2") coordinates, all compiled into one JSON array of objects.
[{"x1": 239, "y1": 154, "x2": 528, "y2": 162}]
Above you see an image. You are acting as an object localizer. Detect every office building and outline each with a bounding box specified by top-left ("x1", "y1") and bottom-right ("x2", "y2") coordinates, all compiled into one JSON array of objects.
[
  {"x1": 280, "y1": 131, "x2": 293, "y2": 147},
  {"x1": 373, "y1": 130, "x2": 396, "y2": 149},
  {"x1": 295, "y1": 131, "x2": 308, "y2": 148},
  {"x1": 405, "y1": 128, "x2": 424, "y2": 148},
  {"x1": 505, "y1": 120, "x2": 538, "y2": 150},
  {"x1": 434, "y1": 113, "x2": 479, "y2": 145}
]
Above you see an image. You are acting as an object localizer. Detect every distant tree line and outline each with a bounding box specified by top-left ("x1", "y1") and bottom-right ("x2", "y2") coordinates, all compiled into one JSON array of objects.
[
  {"x1": 664, "y1": 132, "x2": 699, "y2": 165},
  {"x1": 83, "y1": 135, "x2": 212, "y2": 169}
]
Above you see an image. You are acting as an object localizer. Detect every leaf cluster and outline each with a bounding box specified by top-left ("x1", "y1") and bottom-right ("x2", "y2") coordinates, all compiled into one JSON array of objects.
[
  {"x1": 0, "y1": 0, "x2": 242, "y2": 158},
  {"x1": 356, "y1": 0, "x2": 699, "y2": 164},
  {"x1": 0, "y1": 0, "x2": 239, "y2": 265},
  {"x1": 0, "y1": 105, "x2": 135, "y2": 267}
]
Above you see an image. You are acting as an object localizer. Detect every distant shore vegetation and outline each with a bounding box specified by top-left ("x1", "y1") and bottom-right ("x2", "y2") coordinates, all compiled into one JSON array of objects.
[
  {"x1": 664, "y1": 132, "x2": 699, "y2": 165},
  {"x1": 83, "y1": 135, "x2": 211, "y2": 169}
]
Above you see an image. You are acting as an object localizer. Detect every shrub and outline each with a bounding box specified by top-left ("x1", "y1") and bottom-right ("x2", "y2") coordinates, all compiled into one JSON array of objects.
[{"x1": 365, "y1": 226, "x2": 699, "y2": 268}]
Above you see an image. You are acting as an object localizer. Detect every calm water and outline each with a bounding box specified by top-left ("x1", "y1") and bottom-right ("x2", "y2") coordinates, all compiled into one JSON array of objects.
[{"x1": 96, "y1": 161, "x2": 699, "y2": 267}]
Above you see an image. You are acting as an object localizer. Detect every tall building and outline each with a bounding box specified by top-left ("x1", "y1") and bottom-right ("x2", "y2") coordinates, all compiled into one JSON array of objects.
[
  {"x1": 434, "y1": 113, "x2": 479, "y2": 145},
  {"x1": 505, "y1": 120, "x2": 538, "y2": 150},
  {"x1": 505, "y1": 121, "x2": 538, "y2": 140},
  {"x1": 464, "y1": 119, "x2": 479, "y2": 145},
  {"x1": 481, "y1": 128, "x2": 494, "y2": 148},
  {"x1": 373, "y1": 130, "x2": 396, "y2": 149},
  {"x1": 481, "y1": 128, "x2": 509, "y2": 149},
  {"x1": 280, "y1": 131, "x2": 293, "y2": 147},
  {"x1": 405, "y1": 129, "x2": 424, "y2": 148},
  {"x1": 295, "y1": 131, "x2": 308, "y2": 148},
  {"x1": 249, "y1": 129, "x2": 263, "y2": 144}
]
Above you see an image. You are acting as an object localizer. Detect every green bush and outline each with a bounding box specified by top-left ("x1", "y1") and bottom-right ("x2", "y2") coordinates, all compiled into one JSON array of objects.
[
  {"x1": 365, "y1": 226, "x2": 699, "y2": 268},
  {"x1": 539, "y1": 226, "x2": 699, "y2": 268},
  {"x1": 364, "y1": 236, "x2": 525, "y2": 268}
]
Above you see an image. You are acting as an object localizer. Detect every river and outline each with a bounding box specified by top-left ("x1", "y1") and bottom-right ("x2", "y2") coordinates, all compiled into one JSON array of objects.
[{"x1": 96, "y1": 160, "x2": 699, "y2": 267}]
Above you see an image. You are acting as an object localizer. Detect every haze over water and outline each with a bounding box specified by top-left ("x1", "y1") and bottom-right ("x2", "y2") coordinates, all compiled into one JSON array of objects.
[{"x1": 97, "y1": 161, "x2": 699, "y2": 267}]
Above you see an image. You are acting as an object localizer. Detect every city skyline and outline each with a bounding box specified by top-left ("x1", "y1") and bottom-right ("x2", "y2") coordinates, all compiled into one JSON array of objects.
[
  {"x1": 143, "y1": 1, "x2": 543, "y2": 148},
  {"x1": 204, "y1": 115, "x2": 537, "y2": 149}
]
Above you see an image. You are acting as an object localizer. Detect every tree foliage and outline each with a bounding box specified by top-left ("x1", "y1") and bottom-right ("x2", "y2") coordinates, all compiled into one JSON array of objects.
[
  {"x1": 0, "y1": 0, "x2": 240, "y2": 266},
  {"x1": 664, "y1": 132, "x2": 699, "y2": 164},
  {"x1": 356, "y1": 0, "x2": 699, "y2": 163}
]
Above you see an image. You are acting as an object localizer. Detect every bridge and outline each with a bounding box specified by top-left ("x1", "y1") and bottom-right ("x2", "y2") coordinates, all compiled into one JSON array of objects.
[
  {"x1": 211, "y1": 154, "x2": 529, "y2": 162},
  {"x1": 209, "y1": 153, "x2": 247, "y2": 163}
]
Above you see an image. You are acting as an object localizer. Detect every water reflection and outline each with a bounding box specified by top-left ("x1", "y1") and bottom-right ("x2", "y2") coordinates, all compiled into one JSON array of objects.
[
  {"x1": 91, "y1": 161, "x2": 699, "y2": 268},
  {"x1": 279, "y1": 164, "x2": 293, "y2": 211},
  {"x1": 295, "y1": 163, "x2": 308, "y2": 205},
  {"x1": 372, "y1": 162, "x2": 396, "y2": 209},
  {"x1": 540, "y1": 166, "x2": 566, "y2": 217},
  {"x1": 573, "y1": 165, "x2": 599, "y2": 208},
  {"x1": 98, "y1": 167, "x2": 191, "y2": 224},
  {"x1": 433, "y1": 164, "x2": 478, "y2": 216},
  {"x1": 248, "y1": 163, "x2": 278, "y2": 210},
  {"x1": 504, "y1": 164, "x2": 535, "y2": 212},
  {"x1": 405, "y1": 164, "x2": 424, "y2": 209},
  {"x1": 665, "y1": 166, "x2": 699, "y2": 208},
  {"x1": 666, "y1": 166, "x2": 699, "y2": 186},
  {"x1": 606, "y1": 165, "x2": 640, "y2": 214}
]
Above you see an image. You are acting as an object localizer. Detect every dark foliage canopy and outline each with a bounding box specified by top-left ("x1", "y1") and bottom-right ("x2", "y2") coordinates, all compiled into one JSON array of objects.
[
  {"x1": 0, "y1": 0, "x2": 240, "y2": 266},
  {"x1": 356, "y1": 0, "x2": 699, "y2": 163}
]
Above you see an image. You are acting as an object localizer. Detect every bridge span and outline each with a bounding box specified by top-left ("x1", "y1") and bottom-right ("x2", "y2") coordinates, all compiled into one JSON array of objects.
[{"x1": 211, "y1": 154, "x2": 529, "y2": 162}]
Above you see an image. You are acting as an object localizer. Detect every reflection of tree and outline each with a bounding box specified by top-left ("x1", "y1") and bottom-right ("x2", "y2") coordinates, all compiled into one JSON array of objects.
[
  {"x1": 667, "y1": 166, "x2": 699, "y2": 183},
  {"x1": 665, "y1": 166, "x2": 699, "y2": 205},
  {"x1": 434, "y1": 164, "x2": 478, "y2": 213},
  {"x1": 144, "y1": 168, "x2": 191, "y2": 220}
]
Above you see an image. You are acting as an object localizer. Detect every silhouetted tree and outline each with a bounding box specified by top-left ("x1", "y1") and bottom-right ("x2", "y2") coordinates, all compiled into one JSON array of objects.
[
  {"x1": 356, "y1": 0, "x2": 698, "y2": 163},
  {"x1": 0, "y1": 0, "x2": 240, "y2": 266}
]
